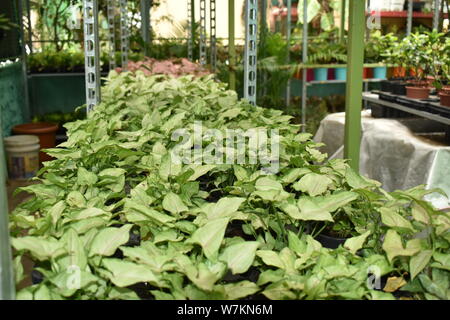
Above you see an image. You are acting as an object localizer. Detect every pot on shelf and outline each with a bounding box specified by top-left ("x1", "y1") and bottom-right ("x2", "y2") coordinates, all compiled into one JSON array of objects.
[
  {"x1": 334, "y1": 67, "x2": 347, "y2": 80},
  {"x1": 439, "y1": 91, "x2": 450, "y2": 107},
  {"x1": 373, "y1": 66, "x2": 387, "y2": 79},
  {"x1": 12, "y1": 122, "x2": 59, "y2": 164},
  {"x1": 405, "y1": 86, "x2": 430, "y2": 99},
  {"x1": 391, "y1": 81, "x2": 407, "y2": 95},
  {"x1": 363, "y1": 67, "x2": 373, "y2": 79},
  {"x1": 313, "y1": 68, "x2": 328, "y2": 81}
]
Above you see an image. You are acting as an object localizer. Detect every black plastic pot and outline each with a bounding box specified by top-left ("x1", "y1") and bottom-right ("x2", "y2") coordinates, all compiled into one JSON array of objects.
[
  {"x1": 392, "y1": 82, "x2": 407, "y2": 95},
  {"x1": 380, "y1": 80, "x2": 392, "y2": 92},
  {"x1": 316, "y1": 233, "x2": 347, "y2": 249},
  {"x1": 371, "y1": 104, "x2": 387, "y2": 118}
]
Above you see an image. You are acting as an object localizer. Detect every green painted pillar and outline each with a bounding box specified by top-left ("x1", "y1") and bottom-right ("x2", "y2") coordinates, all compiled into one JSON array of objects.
[
  {"x1": 228, "y1": 0, "x2": 236, "y2": 91},
  {"x1": 344, "y1": 0, "x2": 365, "y2": 171},
  {"x1": 0, "y1": 124, "x2": 15, "y2": 300}
]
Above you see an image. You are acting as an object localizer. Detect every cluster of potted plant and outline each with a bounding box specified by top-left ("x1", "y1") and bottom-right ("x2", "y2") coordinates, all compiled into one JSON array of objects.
[
  {"x1": 365, "y1": 31, "x2": 398, "y2": 79},
  {"x1": 382, "y1": 30, "x2": 450, "y2": 107},
  {"x1": 9, "y1": 72, "x2": 450, "y2": 300}
]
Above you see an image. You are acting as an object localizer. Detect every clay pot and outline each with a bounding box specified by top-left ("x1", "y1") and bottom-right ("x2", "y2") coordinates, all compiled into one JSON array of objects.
[
  {"x1": 405, "y1": 86, "x2": 430, "y2": 99},
  {"x1": 12, "y1": 122, "x2": 59, "y2": 164},
  {"x1": 439, "y1": 91, "x2": 450, "y2": 107}
]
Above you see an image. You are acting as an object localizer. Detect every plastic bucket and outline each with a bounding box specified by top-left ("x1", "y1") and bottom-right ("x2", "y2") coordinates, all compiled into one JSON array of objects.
[
  {"x1": 12, "y1": 122, "x2": 59, "y2": 164},
  {"x1": 4, "y1": 135, "x2": 40, "y2": 180},
  {"x1": 373, "y1": 66, "x2": 387, "y2": 79},
  {"x1": 335, "y1": 67, "x2": 347, "y2": 80},
  {"x1": 314, "y1": 68, "x2": 328, "y2": 81}
]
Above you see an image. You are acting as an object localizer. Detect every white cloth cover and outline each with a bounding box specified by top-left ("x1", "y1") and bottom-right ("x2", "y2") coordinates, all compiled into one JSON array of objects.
[{"x1": 314, "y1": 110, "x2": 450, "y2": 209}]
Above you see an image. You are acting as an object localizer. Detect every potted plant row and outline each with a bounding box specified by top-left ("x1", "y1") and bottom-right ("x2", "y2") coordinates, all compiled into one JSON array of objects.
[{"x1": 381, "y1": 30, "x2": 450, "y2": 106}]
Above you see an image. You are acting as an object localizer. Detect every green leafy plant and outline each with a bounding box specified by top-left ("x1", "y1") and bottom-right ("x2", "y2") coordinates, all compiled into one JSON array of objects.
[
  {"x1": 9, "y1": 72, "x2": 449, "y2": 300},
  {"x1": 365, "y1": 31, "x2": 398, "y2": 64},
  {"x1": 308, "y1": 30, "x2": 347, "y2": 64}
]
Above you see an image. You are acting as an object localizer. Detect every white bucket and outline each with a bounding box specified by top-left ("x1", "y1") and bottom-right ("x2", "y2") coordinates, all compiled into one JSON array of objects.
[{"x1": 4, "y1": 135, "x2": 40, "y2": 180}]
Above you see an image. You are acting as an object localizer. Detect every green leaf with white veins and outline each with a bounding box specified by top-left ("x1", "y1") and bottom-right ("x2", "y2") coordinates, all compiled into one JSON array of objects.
[
  {"x1": 296, "y1": 197, "x2": 334, "y2": 222},
  {"x1": 220, "y1": 241, "x2": 259, "y2": 274},
  {"x1": 253, "y1": 177, "x2": 290, "y2": 202},
  {"x1": 257, "y1": 250, "x2": 285, "y2": 269},
  {"x1": 125, "y1": 199, "x2": 176, "y2": 225},
  {"x1": 65, "y1": 228, "x2": 87, "y2": 270},
  {"x1": 66, "y1": 191, "x2": 86, "y2": 208},
  {"x1": 186, "y1": 218, "x2": 229, "y2": 260},
  {"x1": 380, "y1": 207, "x2": 414, "y2": 231},
  {"x1": 89, "y1": 224, "x2": 133, "y2": 256},
  {"x1": 410, "y1": 250, "x2": 433, "y2": 280},
  {"x1": 344, "y1": 231, "x2": 371, "y2": 254},
  {"x1": 293, "y1": 173, "x2": 332, "y2": 196},
  {"x1": 162, "y1": 192, "x2": 188, "y2": 215},
  {"x1": 185, "y1": 164, "x2": 216, "y2": 181},
  {"x1": 382, "y1": 230, "x2": 420, "y2": 262},
  {"x1": 11, "y1": 237, "x2": 65, "y2": 261},
  {"x1": 72, "y1": 207, "x2": 110, "y2": 221},
  {"x1": 223, "y1": 281, "x2": 260, "y2": 299},
  {"x1": 102, "y1": 259, "x2": 161, "y2": 287},
  {"x1": 77, "y1": 167, "x2": 98, "y2": 186},
  {"x1": 48, "y1": 200, "x2": 66, "y2": 225},
  {"x1": 207, "y1": 197, "x2": 246, "y2": 220}
]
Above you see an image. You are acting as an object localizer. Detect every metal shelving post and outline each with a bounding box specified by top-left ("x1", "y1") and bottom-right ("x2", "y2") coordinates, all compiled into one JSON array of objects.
[
  {"x1": 199, "y1": 0, "x2": 207, "y2": 66},
  {"x1": 187, "y1": 0, "x2": 194, "y2": 61},
  {"x1": 107, "y1": 0, "x2": 116, "y2": 70},
  {"x1": 83, "y1": 0, "x2": 101, "y2": 114},
  {"x1": 244, "y1": 0, "x2": 258, "y2": 105},
  {"x1": 344, "y1": 0, "x2": 365, "y2": 171},
  {"x1": 140, "y1": 0, "x2": 151, "y2": 57},
  {"x1": 286, "y1": 0, "x2": 291, "y2": 106},
  {"x1": 407, "y1": 0, "x2": 413, "y2": 35},
  {"x1": 433, "y1": 0, "x2": 440, "y2": 30},
  {"x1": 210, "y1": 0, "x2": 217, "y2": 71},
  {"x1": 301, "y1": 0, "x2": 308, "y2": 131},
  {"x1": 120, "y1": 0, "x2": 129, "y2": 70},
  {"x1": 228, "y1": 0, "x2": 236, "y2": 91}
]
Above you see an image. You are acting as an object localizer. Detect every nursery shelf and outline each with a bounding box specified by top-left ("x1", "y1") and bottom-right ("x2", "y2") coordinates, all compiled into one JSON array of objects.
[
  {"x1": 363, "y1": 93, "x2": 450, "y2": 126},
  {"x1": 307, "y1": 79, "x2": 383, "y2": 86}
]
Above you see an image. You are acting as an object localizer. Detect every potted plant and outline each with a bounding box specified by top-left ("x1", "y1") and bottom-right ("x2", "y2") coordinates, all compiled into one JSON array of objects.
[
  {"x1": 400, "y1": 33, "x2": 432, "y2": 99},
  {"x1": 426, "y1": 35, "x2": 450, "y2": 107},
  {"x1": 365, "y1": 31, "x2": 398, "y2": 80},
  {"x1": 308, "y1": 33, "x2": 347, "y2": 81}
]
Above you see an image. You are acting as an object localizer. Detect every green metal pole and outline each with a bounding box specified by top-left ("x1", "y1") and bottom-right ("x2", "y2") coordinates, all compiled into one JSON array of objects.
[
  {"x1": 344, "y1": 0, "x2": 365, "y2": 172},
  {"x1": 340, "y1": 0, "x2": 346, "y2": 43},
  {"x1": 0, "y1": 125, "x2": 15, "y2": 300},
  {"x1": 228, "y1": 0, "x2": 236, "y2": 91}
]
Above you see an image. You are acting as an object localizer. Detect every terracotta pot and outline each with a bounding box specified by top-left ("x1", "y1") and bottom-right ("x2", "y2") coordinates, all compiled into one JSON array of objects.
[
  {"x1": 405, "y1": 86, "x2": 430, "y2": 99},
  {"x1": 12, "y1": 122, "x2": 59, "y2": 164},
  {"x1": 439, "y1": 92, "x2": 450, "y2": 107}
]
